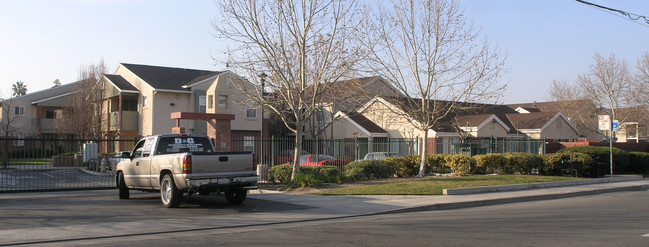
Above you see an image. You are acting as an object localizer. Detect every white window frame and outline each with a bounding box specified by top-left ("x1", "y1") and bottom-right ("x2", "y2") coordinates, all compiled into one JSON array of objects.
[
  {"x1": 199, "y1": 96, "x2": 206, "y2": 113},
  {"x1": 218, "y1": 95, "x2": 227, "y2": 109},
  {"x1": 13, "y1": 135, "x2": 24, "y2": 147},
  {"x1": 243, "y1": 136, "x2": 255, "y2": 151},
  {"x1": 142, "y1": 95, "x2": 148, "y2": 109},
  {"x1": 246, "y1": 104, "x2": 257, "y2": 118},
  {"x1": 14, "y1": 106, "x2": 24, "y2": 116}
]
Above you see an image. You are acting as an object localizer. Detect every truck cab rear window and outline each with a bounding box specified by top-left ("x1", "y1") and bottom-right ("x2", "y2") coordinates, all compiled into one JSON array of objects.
[{"x1": 156, "y1": 137, "x2": 213, "y2": 154}]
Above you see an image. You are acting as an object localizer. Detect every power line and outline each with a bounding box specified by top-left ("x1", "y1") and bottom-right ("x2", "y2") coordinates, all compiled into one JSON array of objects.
[{"x1": 575, "y1": 0, "x2": 649, "y2": 26}]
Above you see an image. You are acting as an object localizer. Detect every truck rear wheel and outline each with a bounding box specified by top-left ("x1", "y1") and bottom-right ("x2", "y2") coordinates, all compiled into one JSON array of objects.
[
  {"x1": 160, "y1": 174, "x2": 182, "y2": 208},
  {"x1": 225, "y1": 188, "x2": 247, "y2": 204},
  {"x1": 118, "y1": 172, "x2": 129, "y2": 199}
]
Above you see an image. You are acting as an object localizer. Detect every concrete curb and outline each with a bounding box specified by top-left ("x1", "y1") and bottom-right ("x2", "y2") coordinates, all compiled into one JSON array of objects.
[
  {"x1": 386, "y1": 181, "x2": 649, "y2": 214},
  {"x1": 443, "y1": 175, "x2": 643, "y2": 195}
]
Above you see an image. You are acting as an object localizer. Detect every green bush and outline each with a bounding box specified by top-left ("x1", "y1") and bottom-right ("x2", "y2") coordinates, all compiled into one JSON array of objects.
[
  {"x1": 286, "y1": 173, "x2": 324, "y2": 188},
  {"x1": 540, "y1": 152, "x2": 594, "y2": 176},
  {"x1": 344, "y1": 159, "x2": 395, "y2": 181},
  {"x1": 385, "y1": 155, "x2": 419, "y2": 177},
  {"x1": 270, "y1": 165, "x2": 344, "y2": 187},
  {"x1": 503, "y1": 153, "x2": 543, "y2": 175},
  {"x1": 628, "y1": 152, "x2": 649, "y2": 174},
  {"x1": 444, "y1": 154, "x2": 473, "y2": 176},
  {"x1": 427, "y1": 154, "x2": 451, "y2": 174},
  {"x1": 557, "y1": 146, "x2": 629, "y2": 172},
  {"x1": 473, "y1": 153, "x2": 507, "y2": 174},
  {"x1": 268, "y1": 165, "x2": 292, "y2": 184}
]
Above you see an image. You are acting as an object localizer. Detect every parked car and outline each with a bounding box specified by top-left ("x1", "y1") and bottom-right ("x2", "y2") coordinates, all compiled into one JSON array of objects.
[
  {"x1": 274, "y1": 149, "x2": 309, "y2": 165},
  {"x1": 363, "y1": 152, "x2": 403, "y2": 160},
  {"x1": 298, "y1": 154, "x2": 350, "y2": 170}
]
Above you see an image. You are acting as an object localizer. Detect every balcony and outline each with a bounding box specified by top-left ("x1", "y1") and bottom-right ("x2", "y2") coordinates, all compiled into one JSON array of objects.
[
  {"x1": 109, "y1": 111, "x2": 138, "y2": 131},
  {"x1": 40, "y1": 118, "x2": 67, "y2": 133}
]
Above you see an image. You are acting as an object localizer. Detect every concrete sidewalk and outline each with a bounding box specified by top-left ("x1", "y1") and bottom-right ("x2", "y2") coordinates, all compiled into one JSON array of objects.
[{"x1": 0, "y1": 176, "x2": 647, "y2": 246}]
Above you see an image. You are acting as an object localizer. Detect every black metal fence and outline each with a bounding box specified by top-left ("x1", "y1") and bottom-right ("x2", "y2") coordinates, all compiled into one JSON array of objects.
[
  {"x1": 0, "y1": 136, "x2": 546, "y2": 192},
  {"x1": 232, "y1": 137, "x2": 420, "y2": 166},
  {"x1": 0, "y1": 137, "x2": 137, "y2": 192}
]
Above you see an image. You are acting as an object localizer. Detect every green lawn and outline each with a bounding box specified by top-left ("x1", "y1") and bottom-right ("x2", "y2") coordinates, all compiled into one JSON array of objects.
[
  {"x1": 315, "y1": 175, "x2": 585, "y2": 195},
  {"x1": 5, "y1": 159, "x2": 52, "y2": 166}
]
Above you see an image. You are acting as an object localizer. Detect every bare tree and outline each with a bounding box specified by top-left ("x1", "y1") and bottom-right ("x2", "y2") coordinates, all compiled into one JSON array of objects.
[
  {"x1": 213, "y1": 0, "x2": 366, "y2": 179},
  {"x1": 578, "y1": 53, "x2": 637, "y2": 129},
  {"x1": 634, "y1": 52, "x2": 649, "y2": 107},
  {"x1": 0, "y1": 98, "x2": 22, "y2": 167},
  {"x1": 63, "y1": 60, "x2": 108, "y2": 139},
  {"x1": 546, "y1": 79, "x2": 601, "y2": 139},
  {"x1": 365, "y1": 0, "x2": 506, "y2": 177}
]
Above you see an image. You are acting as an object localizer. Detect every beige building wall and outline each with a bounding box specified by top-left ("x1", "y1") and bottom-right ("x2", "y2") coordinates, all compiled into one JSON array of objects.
[
  {"x1": 329, "y1": 118, "x2": 371, "y2": 139},
  {"x1": 540, "y1": 116, "x2": 580, "y2": 140},
  {"x1": 361, "y1": 100, "x2": 425, "y2": 139},
  {"x1": 476, "y1": 121, "x2": 508, "y2": 137},
  {"x1": 206, "y1": 74, "x2": 261, "y2": 131},
  {"x1": 0, "y1": 97, "x2": 33, "y2": 136},
  {"x1": 151, "y1": 92, "x2": 192, "y2": 135},
  {"x1": 114, "y1": 65, "x2": 154, "y2": 136}
]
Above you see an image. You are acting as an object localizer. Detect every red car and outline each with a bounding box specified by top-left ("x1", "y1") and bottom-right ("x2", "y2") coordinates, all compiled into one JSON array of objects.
[
  {"x1": 274, "y1": 150, "x2": 309, "y2": 165},
  {"x1": 298, "y1": 154, "x2": 350, "y2": 170}
]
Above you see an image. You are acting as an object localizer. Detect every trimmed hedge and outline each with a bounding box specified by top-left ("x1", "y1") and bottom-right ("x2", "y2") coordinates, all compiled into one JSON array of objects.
[
  {"x1": 473, "y1": 153, "x2": 507, "y2": 174},
  {"x1": 269, "y1": 148, "x2": 649, "y2": 188},
  {"x1": 557, "y1": 146, "x2": 629, "y2": 172},
  {"x1": 344, "y1": 159, "x2": 395, "y2": 181},
  {"x1": 540, "y1": 152, "x2": 594, "y2": 176},
  {"x1": 269, "y1": 165, "x2": 344, "y2": 188},
  {"x1": 384, "y1": 155, "x2": 419, "y2": 177},
  {"x1": 444, "y1": 154, "x2": 473, "y2": 176}
]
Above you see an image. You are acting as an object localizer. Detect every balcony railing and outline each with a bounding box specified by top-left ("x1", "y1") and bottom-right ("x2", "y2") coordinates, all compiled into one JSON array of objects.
[{"x1": 109, "y1": 111, "x2": 138, "y2": 131}]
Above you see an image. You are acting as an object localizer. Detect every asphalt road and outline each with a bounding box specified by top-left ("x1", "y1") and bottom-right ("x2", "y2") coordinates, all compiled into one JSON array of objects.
[{"x1": 4, "y1": 190, "x2": 648, "y2": 247}]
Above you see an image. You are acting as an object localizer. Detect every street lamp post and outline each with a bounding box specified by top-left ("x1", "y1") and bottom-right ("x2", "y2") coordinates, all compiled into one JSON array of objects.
[{"x1": 259, "y1": 72, "x2": 267, "y2": 165}]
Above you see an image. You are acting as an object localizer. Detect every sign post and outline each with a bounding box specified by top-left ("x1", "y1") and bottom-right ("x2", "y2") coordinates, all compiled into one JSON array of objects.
[{"x1": 598, "y1": 115, "x2": 614, "y2": 177}]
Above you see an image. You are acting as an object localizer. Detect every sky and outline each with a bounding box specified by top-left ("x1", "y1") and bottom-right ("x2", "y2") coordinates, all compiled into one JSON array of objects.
[{"x1": 1, "y1": 0, "x2": 648, "y2": 104}]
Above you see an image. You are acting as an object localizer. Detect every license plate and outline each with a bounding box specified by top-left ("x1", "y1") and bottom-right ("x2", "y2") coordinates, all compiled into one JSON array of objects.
[{"x1": 217, "y1": 178, "x2": 230, "y2": 185}]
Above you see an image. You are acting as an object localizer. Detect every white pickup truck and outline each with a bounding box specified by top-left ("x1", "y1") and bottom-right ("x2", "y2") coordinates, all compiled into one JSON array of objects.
[{"x1": 115, "y1": 134, "x2": 258, "y2": 208}]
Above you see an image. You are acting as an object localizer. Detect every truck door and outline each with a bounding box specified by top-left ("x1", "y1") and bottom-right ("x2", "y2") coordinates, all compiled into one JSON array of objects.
[
  {"x1": 125, "y1": 137, "x2": 154, "y2": 188},
  {"x1": 135, "y1": 137, "x2": 155, "y2": 188}
]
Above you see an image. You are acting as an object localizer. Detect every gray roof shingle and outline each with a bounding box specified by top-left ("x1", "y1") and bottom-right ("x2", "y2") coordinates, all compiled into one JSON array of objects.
[{"x1": 121, "y1": 63, "x2": 223, "y2": 91}]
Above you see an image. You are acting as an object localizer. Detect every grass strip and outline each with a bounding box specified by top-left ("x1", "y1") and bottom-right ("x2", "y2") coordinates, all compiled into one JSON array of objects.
[{"x1": 314, "y1": 175, "x2": 585, "y2": 195}]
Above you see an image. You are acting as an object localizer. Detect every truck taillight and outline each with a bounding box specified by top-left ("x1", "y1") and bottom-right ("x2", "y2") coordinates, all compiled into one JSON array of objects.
[
  {"x1": 252, "y1": 153, "x2": 258, "y2": 171},
  {"x1": 183, "y1": 155, "x2": 192, "y2": 174}
]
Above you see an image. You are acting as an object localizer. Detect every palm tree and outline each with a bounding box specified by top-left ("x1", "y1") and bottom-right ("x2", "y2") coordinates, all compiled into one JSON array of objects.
[{"x1": 11, "y1": 81, "x2": 27, "y2": 97}]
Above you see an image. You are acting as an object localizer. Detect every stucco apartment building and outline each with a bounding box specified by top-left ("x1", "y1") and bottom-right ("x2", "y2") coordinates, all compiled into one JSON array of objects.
[
  {"x1": 0, "y1": 82, "x2": 80, "y2": 139},
  {"x1": 94, "y1": 63, "x2": 267, "y2": 152},
  {"x1": 311, "y1": 76, "x2": 581, "y2": 154}
]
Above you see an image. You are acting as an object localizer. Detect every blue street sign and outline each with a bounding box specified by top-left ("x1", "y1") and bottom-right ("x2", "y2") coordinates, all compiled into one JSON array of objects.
[{"x1": 612, "y1": 120, "x2": 619, "y2": 132}]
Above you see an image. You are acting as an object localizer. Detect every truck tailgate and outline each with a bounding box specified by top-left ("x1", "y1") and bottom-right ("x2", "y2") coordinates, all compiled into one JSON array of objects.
[{"x1": 191, "y1": 152, "x2": 254, "y2": 174}]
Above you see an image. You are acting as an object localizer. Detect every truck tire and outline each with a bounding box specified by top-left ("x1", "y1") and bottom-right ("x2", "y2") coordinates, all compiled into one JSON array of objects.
[
  {"x1": 225, "y1": 188, "x2": 247, "y2": 204},
  {"x1": 118, "y1": 172, "x2": 129, "y2": 199},
  {"x1": 160, "y1": 174, "x2": 182, "y2": 208}
]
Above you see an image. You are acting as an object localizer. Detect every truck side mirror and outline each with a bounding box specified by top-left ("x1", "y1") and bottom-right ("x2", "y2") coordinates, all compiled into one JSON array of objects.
[{"x1": 120, "y1": 152, "x2": 131, "y2": 158}]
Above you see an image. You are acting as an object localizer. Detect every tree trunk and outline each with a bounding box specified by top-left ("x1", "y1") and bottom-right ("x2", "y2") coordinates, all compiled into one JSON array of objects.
[
  {"x1": 416, "y1": 130, "x2": 428, "y2": 177},
  {"x1": 291, "y1": 131, "x2": 302, "y2": 180}
]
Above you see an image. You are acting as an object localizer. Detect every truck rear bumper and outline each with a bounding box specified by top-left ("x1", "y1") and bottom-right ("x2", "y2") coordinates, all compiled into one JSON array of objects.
[{"x1": 186, "y1": 176, "x2": 258, "y2": 192}]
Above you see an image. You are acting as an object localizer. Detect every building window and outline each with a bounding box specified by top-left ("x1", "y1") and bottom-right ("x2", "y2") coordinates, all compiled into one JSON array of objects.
[
  {"x1": 14, "y1": 106, "x2": 24, "y2": 116},
  {"x1": 13, "y1": 135, "x2": 24, "y2": 147},
  {"x1": 208, "y1": 95, "x2": 214, "y2": 109},
  {"x1": 199, "y1": 96, "x2": 206, "y2": 113},
  {"x1": 46, "y1": 110, "x2": 57, "y2": 119},
  {"x1": 142, "y1": 95, "x2": 148, "y2": 109},
  {"x1": 218, "y1": 95, "x2": 227, "y2": 109},
  {"x1": 246, "y1": 105, "x2": 256, "y2": 118},
  {"x1": 243, "y1": 136, "x2": 255, "y2": 151}
]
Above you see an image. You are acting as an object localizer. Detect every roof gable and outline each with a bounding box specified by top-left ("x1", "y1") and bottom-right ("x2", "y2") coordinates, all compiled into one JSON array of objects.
[
  {"x1": 120, "y1": 63, "x2": 223, "y2": 91},
  {"x1": 103, "y1": 74, "x2": 138, "y2": 93}
]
